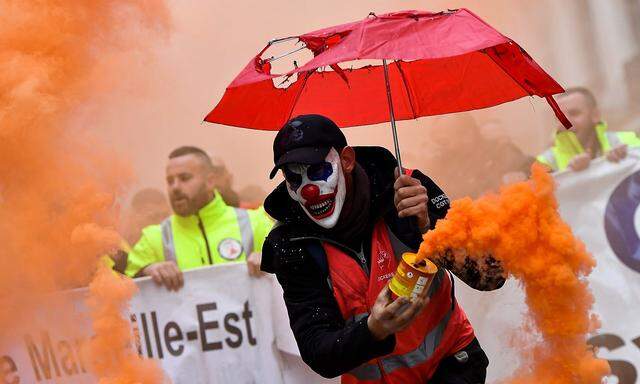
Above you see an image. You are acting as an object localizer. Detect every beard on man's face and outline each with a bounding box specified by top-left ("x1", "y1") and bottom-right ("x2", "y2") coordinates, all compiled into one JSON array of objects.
[
  {"x1": 170, "y1": 191, "x2": 192, "y2": 216},
  {"x1": 169, "y1": 185, "x2": 211, "y2": 217}
]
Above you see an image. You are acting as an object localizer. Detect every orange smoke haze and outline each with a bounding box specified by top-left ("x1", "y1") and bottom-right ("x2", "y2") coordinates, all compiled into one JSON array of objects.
[
  {"x1": 0, "y1": 0, "x2": 169, "y2": 382},
  {"x1": 87, "y1": 266, "x2": 164, "y2": 384},
  {"x1": 417, "y1": 163, "x2": 610, "y2": 383}
]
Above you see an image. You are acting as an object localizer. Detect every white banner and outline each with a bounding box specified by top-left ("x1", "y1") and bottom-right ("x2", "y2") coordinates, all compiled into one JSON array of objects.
[
  {"x1": 457, "y1": 152, "x2": 640, "y2": 384},
  {"x1": 0, "y1": 289, "x2": 94, "y2": 384},
  {"x1": 1, "y1": 264, "x2": 334, "y2": 384},
  {"x1": 129, "y1": 264, "x2": 284, "y2": 384}
]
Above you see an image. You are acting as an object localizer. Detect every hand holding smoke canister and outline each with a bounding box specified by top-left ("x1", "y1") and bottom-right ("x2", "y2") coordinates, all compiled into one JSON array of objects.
[{"x1": 367, "y1": 253, "x2": 436, "y2": 341}]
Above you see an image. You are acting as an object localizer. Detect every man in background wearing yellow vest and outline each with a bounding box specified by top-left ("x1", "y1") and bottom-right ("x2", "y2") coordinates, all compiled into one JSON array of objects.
[
  {"x1": 125, "y1": 146, "x2": 273, "y2": 290},
  {"x1": 537, "y1": 87, "x2": 640, "y2": 172}
]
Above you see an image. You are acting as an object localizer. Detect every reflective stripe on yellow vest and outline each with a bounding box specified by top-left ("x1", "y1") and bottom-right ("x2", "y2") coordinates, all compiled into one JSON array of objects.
[{"x1": 161, "y1": 207, "x2": 254, "y2": 264}]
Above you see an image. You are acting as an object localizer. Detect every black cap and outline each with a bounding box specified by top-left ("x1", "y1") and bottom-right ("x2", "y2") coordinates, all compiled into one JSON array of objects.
[{"x1": 269, "y1": 114, "x2": 347, "y2": 179}]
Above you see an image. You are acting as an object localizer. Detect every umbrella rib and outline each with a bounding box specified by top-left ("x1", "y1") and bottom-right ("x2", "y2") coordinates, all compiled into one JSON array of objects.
[
  {"x1": 483, "y1": 46, "x2": 532, "y2": 97},
  {"x1": 394, "y1": 61, "x2": 418, "y2": 119},
  {"x1": 264, "y1": 44, "x2": 307, "y2": 64},
  {"x1": 286, "y1": 71, "x2": 312, "y2": 122}
]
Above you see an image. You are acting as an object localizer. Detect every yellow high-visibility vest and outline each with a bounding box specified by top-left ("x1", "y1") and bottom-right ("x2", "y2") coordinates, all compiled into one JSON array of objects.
[
  {"x1": 537, "y1": 122, "x2": 640, "y2": 172},
  {"x1": 125, "y1": 191, "x2": 273, "y2": 277}
]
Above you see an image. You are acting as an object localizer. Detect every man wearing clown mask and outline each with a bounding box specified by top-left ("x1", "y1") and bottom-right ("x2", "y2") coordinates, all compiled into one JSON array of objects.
[{"x1": 262, "y1": 115, "x2": 505, "y2": 383}]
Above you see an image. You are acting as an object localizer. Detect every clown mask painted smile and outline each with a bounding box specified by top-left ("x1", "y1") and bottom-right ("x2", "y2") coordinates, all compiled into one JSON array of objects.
[{"x1": 284, "y1": 148, "x2": 346, "y2": 228}]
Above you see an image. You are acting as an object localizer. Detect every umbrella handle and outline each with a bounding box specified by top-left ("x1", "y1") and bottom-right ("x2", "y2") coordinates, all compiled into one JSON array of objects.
[{"x1": 382, "y1": 59, "x2": 403, "y2": 174}]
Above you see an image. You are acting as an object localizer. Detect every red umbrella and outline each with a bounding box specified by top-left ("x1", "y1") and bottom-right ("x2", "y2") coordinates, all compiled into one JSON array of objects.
[{"x1": 205, "y1": 9, "x2": 570, "y2": 169}]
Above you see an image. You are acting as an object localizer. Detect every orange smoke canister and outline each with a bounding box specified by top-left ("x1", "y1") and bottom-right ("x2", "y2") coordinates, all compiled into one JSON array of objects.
[{"x1": 389, "y1": 252, "x2": 438, "y2": 299}]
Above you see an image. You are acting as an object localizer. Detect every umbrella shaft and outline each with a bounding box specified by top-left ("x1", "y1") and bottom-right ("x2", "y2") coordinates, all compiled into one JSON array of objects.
[{"x1": 382, "y1": 59, "x2": 403, "y2": 172}]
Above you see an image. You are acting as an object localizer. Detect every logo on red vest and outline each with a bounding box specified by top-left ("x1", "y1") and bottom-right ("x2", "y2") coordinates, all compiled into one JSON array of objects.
[
  {"x1": 376, "y1": 249, "x2": 395, "y2": 282},
  {"x1": 377, "y1": 249, "x2": 391, "y2": 269},
  {"x1": 218, "y1": 238, "x2": 243, "y2": 260}
]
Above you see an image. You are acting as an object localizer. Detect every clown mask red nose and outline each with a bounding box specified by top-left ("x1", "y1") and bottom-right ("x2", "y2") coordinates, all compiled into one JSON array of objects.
[{"x1": 284, "y1": 148, "x2": 346, "y2": 229}]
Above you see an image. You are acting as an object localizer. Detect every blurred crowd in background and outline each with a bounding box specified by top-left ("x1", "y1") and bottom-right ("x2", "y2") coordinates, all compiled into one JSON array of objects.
[{"x1": 108, "y1": 83, "x2": 640, "y2": 281}]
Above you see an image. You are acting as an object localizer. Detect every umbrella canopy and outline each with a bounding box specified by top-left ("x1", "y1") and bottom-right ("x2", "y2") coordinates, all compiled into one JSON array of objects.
[{"x1": 205, "y1": 9, "x2": 570, "y2": 131}]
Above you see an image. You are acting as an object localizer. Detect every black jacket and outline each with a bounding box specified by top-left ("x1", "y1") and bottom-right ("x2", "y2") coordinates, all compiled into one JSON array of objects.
[{"x1": 261, "y1": 147, "x2": 504, "y2": 378}]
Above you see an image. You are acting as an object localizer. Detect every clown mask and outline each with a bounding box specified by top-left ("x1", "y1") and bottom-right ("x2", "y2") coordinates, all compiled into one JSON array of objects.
[{"x1": 284, "y1": 148, "x2": 346, "y2": 229}]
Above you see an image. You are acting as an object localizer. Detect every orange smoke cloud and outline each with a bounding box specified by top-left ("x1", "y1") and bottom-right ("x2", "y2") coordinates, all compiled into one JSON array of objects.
[
  {"x1": 418, "y1": 163, "x2": 610, "y2": 383},
  {"x1": 87, "y1": 265, "x2": 165, "y2": 384},
  {"x1": 0, "y1": 0, "x2": 169, "y2": 382}
]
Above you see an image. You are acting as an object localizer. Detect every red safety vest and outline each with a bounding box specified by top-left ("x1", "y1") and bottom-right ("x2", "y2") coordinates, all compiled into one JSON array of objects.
[{"x1": 323, "y1": 220, "x2": 475, "y2": 383}]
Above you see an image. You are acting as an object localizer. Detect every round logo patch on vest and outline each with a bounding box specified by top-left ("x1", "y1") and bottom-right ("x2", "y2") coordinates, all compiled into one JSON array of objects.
[
  {"x1": 218, "y1": 238, "x2": 243, "y2": 261},
  {"x1": 604, "y1": 170, "x2": 640, "y2": 274}
]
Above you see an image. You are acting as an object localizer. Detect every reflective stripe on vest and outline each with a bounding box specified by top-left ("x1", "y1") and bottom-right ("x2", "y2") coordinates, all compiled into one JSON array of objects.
[
  {"x1": 233, "y1": 208, "x2": 254, "y2": 257},
  {"x1": 346, "y1": 271, "x2": 451, "y2": 381},
  {"x1": 382, "y1": 270, "x2": 453, "y2": 374},
  {"x1": 161, "y1": 218, "x2": 176, "y2": 262},
  {"x1": 349, "y1": 362, "x2": 382, "y2": 381},
  {"x1": 537, "y1": 149, "x2": 558, "y2": 171},
  {"x1": 348, "y1": 320, "x2": 456, "y2": 381},
  {"x1": 605, "y1": 132, "x2": 621, "y2": 148},
  {"x1": 160, "y1": 208, "x2": 254, "y2": 263}
]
